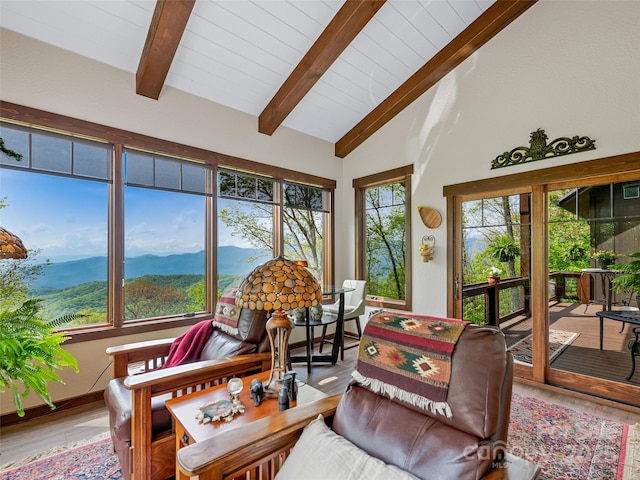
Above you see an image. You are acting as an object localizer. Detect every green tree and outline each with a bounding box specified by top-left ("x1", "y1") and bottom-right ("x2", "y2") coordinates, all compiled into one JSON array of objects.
[
  {"x1": 365, "y1": 183, "x2": 406, "y2": 300},
  {"x1": 124, "y1": 278, "x2": 186, "y2": 320},
  {"x1": 0, "y1": 198, "x2": 48, "y2": 310},
  {"x1": 188, "y1": 280, "x2": 206, "y2": 310},
  {"x1": 462, "y1": 196, "x2": 522, "y2": 283},
  {"x1": 462, "y1": 195, "x2": 526, "y2": 319},
  {"x1": 219, "y1": 186, "x2": 325, "y2": 282},
  {"x1": 548, "y1": 190, "x2": 590, "y2": 272}
]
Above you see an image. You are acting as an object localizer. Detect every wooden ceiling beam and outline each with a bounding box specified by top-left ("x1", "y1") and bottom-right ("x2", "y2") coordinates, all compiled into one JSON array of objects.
[
  {"x1": 335, "y1": 0, "x2": 538, "y2": 158},
  {"x1": 136, "y1": 0, "x2": 195, "y2": 100},
  {"x1": 259, "y1": 0, "x2": 386, "y2": 136}
]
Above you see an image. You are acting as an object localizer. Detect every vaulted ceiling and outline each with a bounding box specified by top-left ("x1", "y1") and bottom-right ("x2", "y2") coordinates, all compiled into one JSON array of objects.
[{"x1": 0, "y1": 0, "x2": 536, "y2": 157}]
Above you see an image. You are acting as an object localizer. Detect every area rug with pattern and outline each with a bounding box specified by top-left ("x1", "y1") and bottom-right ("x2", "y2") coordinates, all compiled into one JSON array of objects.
[
  {"x1": 508, "y1": 329, "x2": 579, "y2": 365},
  {"x1": 0, "y1": 435, "x2": 122, "y2": 479},
  {"x1": 1, "y1": 394, "x2": 637, "y2": 479},
  {"x1": 509, "y1": 392, "x2": 638, "y2": 480}
]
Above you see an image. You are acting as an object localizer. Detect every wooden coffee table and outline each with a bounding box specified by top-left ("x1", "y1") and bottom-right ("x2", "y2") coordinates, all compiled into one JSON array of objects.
[{"x1": 166, "y1": 371, "x2": 327, "y2": 480}]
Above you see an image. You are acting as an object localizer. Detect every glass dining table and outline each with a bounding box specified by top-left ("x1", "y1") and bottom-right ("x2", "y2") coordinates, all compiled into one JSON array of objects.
[{"x1": 289, "y1": 285, "x2": 355, "y2": 373}]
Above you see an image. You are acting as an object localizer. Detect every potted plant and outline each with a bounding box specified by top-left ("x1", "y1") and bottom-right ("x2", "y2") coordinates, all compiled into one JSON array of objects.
[
  {"x1": 591, "y1": 250, "x2": 617, "y2": 269},
  {"x1": 0, "y1": 299, "x2": 79, "y2": 417},
  {"x1": 612, "y1": 252, "x2": 640, "y2": 308},
  {"x1": 487, "y1": 266, "x2": 502, "y2": 284},
  {"x1": 567, "y1": 243, "x2": 587, "y2": 262},
  {"x1": 487, "y1": 235, "x2": 520, "y2": 264}
]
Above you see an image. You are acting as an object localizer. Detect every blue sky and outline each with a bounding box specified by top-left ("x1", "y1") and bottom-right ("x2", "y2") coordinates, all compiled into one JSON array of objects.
[{"x1": 0, "y1": 168, "x2": 247, "y2": 262}]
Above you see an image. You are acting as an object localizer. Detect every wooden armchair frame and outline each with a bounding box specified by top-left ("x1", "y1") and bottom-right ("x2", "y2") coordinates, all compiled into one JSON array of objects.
[
  {"x1": 106, "y1": 339, "x2": 271, "y2": 480},
  {"x1": 176, "y1": 396, "x2": 540, "y2": 480}
]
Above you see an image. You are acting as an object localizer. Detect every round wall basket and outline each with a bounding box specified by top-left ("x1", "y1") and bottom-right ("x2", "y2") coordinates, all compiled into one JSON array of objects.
[{"x1": 417, "y1": 206, "x2": 442, "y2": 229}]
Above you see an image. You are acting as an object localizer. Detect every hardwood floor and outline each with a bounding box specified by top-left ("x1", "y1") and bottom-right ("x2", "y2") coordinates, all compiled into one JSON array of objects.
[{"x1": 1, "y1": 336, "x2": 639, "y2": 469}]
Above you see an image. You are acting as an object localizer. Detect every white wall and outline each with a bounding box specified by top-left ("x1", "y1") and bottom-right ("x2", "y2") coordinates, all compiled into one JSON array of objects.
[
  {"x1": 0, "y1": 29, "x2": 343, "y2": 414},
  {"x1": 343, "y1": 0, "x2": 640, "y2": 317}
]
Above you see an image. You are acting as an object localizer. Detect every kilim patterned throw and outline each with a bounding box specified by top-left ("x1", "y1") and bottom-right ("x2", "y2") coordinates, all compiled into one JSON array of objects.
[
  {"x1": 213, "y1": 286, "x2": 241, "y2": 335},
  {"x1": 352, "y1": 311, "x2": 468, "y2": 418}
]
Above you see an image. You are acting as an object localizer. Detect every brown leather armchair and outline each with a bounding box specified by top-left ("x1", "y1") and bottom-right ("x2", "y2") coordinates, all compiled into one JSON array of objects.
[
  {"x1": 176, "y1": 324, "x2": 540, "y2": 480},
  {"x1": 104, "y1": 306, "x2": 270, "y2": 480}
]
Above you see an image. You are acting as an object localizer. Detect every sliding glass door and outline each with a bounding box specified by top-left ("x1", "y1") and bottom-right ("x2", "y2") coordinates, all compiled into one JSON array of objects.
[
  {"x1": 446, "y1": 154, "x2": 640, "y2": 405},
  {"x1": 547, "y1": 181, "x2": 640, "y2": 389}
]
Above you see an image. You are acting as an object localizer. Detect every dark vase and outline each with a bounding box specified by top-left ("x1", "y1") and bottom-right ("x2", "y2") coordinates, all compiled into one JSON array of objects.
[{"x1": 598, "y1": 259, "x2": 613, "y2": 269}]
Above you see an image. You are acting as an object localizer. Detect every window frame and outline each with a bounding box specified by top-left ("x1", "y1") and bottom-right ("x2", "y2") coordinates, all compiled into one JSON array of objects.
[
  {"x1": 354, "y1": 165, "x2": 413, "y2": 311},
  {"x1": 0, "y1": 102, "x2": 336, "y2": 343}
]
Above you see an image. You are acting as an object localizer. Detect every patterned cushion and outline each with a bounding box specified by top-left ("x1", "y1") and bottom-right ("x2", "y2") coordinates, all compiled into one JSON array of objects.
[{"x1": 213, "y1": 286, "x2": 241, "y2": 335}]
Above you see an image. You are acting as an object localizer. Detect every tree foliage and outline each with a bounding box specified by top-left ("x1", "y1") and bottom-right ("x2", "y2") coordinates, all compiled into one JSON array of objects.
[
  {"x1": 462, "y1": 195, "x2": 524, "y2": 320},
  {"x1": 462, "y1": 195, "x2": 522, "y2": 284},
  {"x1": 218, "y1": 190, "x2": 325, "y2": 283},
  {"x1": 547, "y1": 190, "x2": 590, "y2": 272},
  {"x1": 124, "y1": 277, "x2": 187, "y2": 320},
  {"x1": 365, "y1": 183, "x2": 406, "y2": 300}
]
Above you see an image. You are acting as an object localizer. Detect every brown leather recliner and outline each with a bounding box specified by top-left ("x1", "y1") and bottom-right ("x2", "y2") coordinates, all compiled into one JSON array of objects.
[
  {"x1": 104, "y1": 306, "x2": 270, "y2": 480},
  {"x1": 176, "y1": 323, "x2": 539, "y2": 480},
  {"x1": 331, "y1": 323, "x2": 514, "y2": 479}
]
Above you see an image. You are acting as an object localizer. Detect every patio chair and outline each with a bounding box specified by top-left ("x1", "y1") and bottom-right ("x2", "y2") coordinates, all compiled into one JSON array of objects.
[{"x1": 319, "y1": 279, "x2": 366, "y2": 359}]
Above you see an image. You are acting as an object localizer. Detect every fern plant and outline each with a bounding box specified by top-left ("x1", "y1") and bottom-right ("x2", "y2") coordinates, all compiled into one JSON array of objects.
[
  {"x1": 0, "y1": 298, "x2": 79, "y2": 417},
  {"x1": 612, "y1": 252, "x2": 640, "y2": 306},
  {"x1": 487, "y1": 235, "x2": 520, "y2": 263}
]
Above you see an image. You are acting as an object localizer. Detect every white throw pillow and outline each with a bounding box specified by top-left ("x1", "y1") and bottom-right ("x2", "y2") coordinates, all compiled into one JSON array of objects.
[{"x1": 275, "y1": 415, "x2": 419, "y2": 480}]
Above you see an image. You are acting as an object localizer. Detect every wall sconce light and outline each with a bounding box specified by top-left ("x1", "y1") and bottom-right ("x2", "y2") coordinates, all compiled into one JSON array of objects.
[{"x1": 420, "y1": 235, "x2": 435, "y2": 263}]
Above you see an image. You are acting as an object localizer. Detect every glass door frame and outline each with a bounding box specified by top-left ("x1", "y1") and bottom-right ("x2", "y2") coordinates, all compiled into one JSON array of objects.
[{"x1": 445, "y1": 152, "x2": 640, "y2": 405}]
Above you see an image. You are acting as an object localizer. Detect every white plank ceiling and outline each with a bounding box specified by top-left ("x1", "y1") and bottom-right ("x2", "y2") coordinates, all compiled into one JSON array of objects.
[{"x1": 1, "y1": 0, "x2": 500, "y2": 153}]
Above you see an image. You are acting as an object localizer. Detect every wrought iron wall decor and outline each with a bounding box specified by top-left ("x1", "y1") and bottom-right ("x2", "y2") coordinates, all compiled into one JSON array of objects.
[{"x1": 491, "y1": 128, "x2": 596, "y2": 169}]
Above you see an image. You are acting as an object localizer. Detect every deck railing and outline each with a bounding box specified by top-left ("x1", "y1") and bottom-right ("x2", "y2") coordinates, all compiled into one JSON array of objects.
[
  {"x1": 462, "y1": 277, "x2": 529, "y2": 326},
  {"x1": 462, "y1": 271, "x2": 597, "y2": 326}
]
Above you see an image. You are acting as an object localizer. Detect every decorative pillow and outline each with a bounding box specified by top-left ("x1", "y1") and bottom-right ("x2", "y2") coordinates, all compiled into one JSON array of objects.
[
  {"x1": 275, "y1": 415, "x2": 419, "y2": 480},
  {"x1": 213, "y1": 286, "x2": 241, "y2": 335}
]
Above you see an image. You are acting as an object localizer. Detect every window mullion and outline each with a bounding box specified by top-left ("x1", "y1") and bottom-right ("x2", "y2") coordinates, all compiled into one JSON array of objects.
[{"x1": 110, "y1": 144, "x2": 125, "y2": 328}]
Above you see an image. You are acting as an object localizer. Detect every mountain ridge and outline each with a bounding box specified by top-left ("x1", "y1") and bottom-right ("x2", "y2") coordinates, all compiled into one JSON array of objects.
[{"x1": 32, "y1": 246, "x2": 269, "y2": 289}]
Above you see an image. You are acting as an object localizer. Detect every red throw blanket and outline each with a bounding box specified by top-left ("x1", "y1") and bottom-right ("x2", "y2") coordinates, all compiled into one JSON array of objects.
[
  {"x1": 162, "y1": 320, "x2": 213, "y2": 368},
  {"x1": 352, "y1": 310, "x2": 468, "y2": 418}
]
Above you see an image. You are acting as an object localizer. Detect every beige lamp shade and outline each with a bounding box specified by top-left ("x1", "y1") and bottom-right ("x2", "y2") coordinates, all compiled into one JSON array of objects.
[
  {"x1": 235, "y1": 256, "x2": 322, "y2": 311},
  {"x1": 0, "y1": 227, "x2": 28, "y2": 259}
]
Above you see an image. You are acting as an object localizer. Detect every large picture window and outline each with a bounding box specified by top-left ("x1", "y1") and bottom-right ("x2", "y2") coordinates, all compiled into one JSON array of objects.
[
  {"x1": 0, "y1": 109, "x2": 335, "y2": 340},
  {"x1": 283, "y1": 182, "x2": 328, "y2": 285},
  {"x1": 217, "y1": 169, "x2": 275, "y2": 294}
]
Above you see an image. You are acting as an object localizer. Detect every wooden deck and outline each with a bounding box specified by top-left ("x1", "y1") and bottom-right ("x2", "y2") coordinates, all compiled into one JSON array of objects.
[{"x1": 502, "y1": 301, "x2": 640, "y2": 387}]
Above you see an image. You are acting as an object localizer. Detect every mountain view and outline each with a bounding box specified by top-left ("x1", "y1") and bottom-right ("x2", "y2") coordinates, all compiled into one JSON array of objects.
[
  {"x1": 31, "y1": 246, "x2": 268, "y2": 289},
  {"x1": 29, "y1": 246, "x2": 270, "y2": 322}
]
